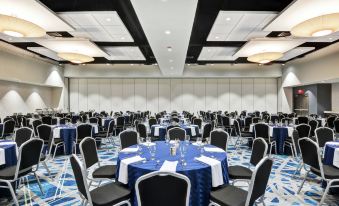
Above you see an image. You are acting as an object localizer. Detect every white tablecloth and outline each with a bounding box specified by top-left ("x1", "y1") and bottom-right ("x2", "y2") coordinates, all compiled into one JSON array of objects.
[{"x1": 195, "y1": 155, "x2": 224, "y2": 187}]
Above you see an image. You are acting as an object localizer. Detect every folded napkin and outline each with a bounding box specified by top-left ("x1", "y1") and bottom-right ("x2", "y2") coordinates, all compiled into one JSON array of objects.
[
  {"x1": 142, "y1": 142, "x2": 156, "y2": 147},
  {"x1": 326, "y1": 142, "x2": 339, "y2": 147},
  {"x1": 120, "y1": 147, "x2": 139, "y2": 153},
  {"x1": 195, "y1": 155, "x2": 224, "y2": 187},
  {"x1": 159, "y1": 160, "x2": 178, "y2": 172},
  {"x1": 204, "y1": 147, "x2": 225, "y2": 153},
  {"x1": 53, "y1": 128, "x2": 61, "y2": 139},
  {"x1": 101, "y1": 119, "x2": 105, "y2": 126},
  {"x1": 154, "y1": 127, "x2": 160, "y2": 136},
  {"x1": 192, "y1": 142, "x2": 203, "y2": 146},
  {"x1": 118, "y1": 156, "x2": 145, "y2": 184},
  {"x1": 333, "y1": 148, "x2": 339, "y2": 168},
  {"x1": 169, "y1": 140, "x2": 177, "y2": 144},
  {"x1": 0, "y1": 148, "x2": 5, "y2": 165},
  {"x1": 190, "y1": 126, "x2": 196, "y2": 136}
]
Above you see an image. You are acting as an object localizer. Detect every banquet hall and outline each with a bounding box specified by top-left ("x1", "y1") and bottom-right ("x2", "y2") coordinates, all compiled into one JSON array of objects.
[{"x1": 1, "y1": 0, "x2": 339, "y2": 205}]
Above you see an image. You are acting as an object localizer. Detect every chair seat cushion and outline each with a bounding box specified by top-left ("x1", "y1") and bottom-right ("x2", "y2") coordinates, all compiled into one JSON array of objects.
[
  {"x1": 210, "y1": 185, "x2": 248, "y2": 206},
  {"x1": 92, "y1": 165, "x2": 116, "y2": 179},
  {"x1": 311, "y1": 165, "x2": 339, "y2": 179},
  {"x1": 228, "y1": 166, "x2": 252, "y2": 180},
  {"x1": 0, "y1": 166, "x2": 32, "y2": 180},
  {"x1": 90, "y1": 182, "x2": 130, "y2": 206}
]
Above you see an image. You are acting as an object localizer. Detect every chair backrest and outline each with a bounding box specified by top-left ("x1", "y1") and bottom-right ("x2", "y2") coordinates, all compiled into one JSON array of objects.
[
  {"x1": 270, "y1": 115, "x2": 279, "y2": 123},
  {"x1": 296, "y1": 124, "x2": 311, "y2": 138},
  {"x1": 210, "y1": 130, "x2": 229, "y2": 151},
  {"x1": 250, "y1": 138, "x2": 268, "y2": 166},
  {"x1": 37, "y1": 124, "x2": 52, "y2": 142},
  {"x1": 333, "y1": 119, "x2": 339, "y2": 133},
  {"x1": 148, "y1": 118, "x2": 157, "y2": 128},
  {"x1": 138, "y1": 124, "x2": 147, "y2": 138},
  {"x1": 308, "y1": 119, "x2": 318, "y2": 136},
  {"x1": 193, "y1": 118, "x2": 202, "y2": 129},
  {"x1": 167, "y1": 127, "x2": 186, "y2": 141},
  {"x1": 107, "y1": 120, "x2": 115, "y2": 135},
  {"x1": 15, "y1": 127, "x2": 33, "y2": 147},
  {"x1": 42, "y1": 116, "x2": 52, "y2": 125},
  {"x1": 76, "y1": 124, "x2": 93, "y2": 141},
  {"x1": 116, "y1": 116, "x2": 125, "y2": 127},
  {"x1": 233, "y1": 119, "x2": 241, "y2": 136},
  {"x1": 221, "y1": 116, "x2": 230, "y2": 127},
  {"x1": 245, "y1": 157, "x2": 273, "y2": 206},
  {"x1": 70, "y1": 155, "x2": 92, "y2": 202},
  {"x1": 135, "y1": 171, "x2": 191, "y2": 206},
  {"x1": 315, "y1": 127, "x2": 335, "y2": 147},
  {"x1": 89, "y1": 117, "x2": 98, "y2": 124},
  {"x1": 119, "y1": 130, "x2": 138, "y2": 149},
  {"x1": 60, "y1": 118, "x2": 71, "y2": 125},
  {"x1": 281, "y1": 118, "x2": 293, "y2": 125},
  {"x1": 253, "y1": 123, "x2": 269, "y2": 140},
  {"x1": 252, "y1": 117, "x2": 261, "y2": 124},
  {"x1": 297, "y1": 116, "x2": 309, "y2": 125},
  {"x1": 32, "y1": 119, "x2": 42, "y2": 136},
  {"x1": 298, "y1": 138, "x2": 321, "y2": 171},
  {"x1": 326, "y1": 116, "x2": 336, "y2": 128},
  {"x1": 79, "y1": 137, "x2": 99, "y2": 169},
  {"x1": 2, "y1": 120, "x2": 15, "y2": 136},
  {"x1": 201, "y1": 123, "x2": 212, "y2": 139},
  {"x1": 244, "y1": 117, "x2": 252, "y2": 127}
]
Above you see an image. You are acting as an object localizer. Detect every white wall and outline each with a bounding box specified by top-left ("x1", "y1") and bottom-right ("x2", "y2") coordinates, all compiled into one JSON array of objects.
[
  {"x1": 0, "y1": 80, "x2": 54, "y2": 118},
  {"x1": 69, "y1": 78, "x2": 278, "y2": 114},
  {"x1": 332, "y1": 83, "x2": 339, "y2": 112}
]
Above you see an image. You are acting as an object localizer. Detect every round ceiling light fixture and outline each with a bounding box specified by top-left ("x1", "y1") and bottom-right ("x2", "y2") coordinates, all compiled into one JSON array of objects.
[
  {"x1": 291, "y1": 13, "x2": 339, "y2": 37},
  {"x1": 57, "y1": 52, "x2": 94, "y2": 64},
  {"x1": 247, "y1": 52, "x2": 283, "y2": 64},
  {"x1": 0, "y1": 14, "x2": 46, "y2": 38}
]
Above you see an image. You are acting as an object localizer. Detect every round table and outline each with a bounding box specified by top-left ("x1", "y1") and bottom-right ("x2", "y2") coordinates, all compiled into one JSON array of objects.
[
  {"x1": 116, "y1": 141, "x2": 229, "y2": 206},
  {"x1": 151, "y1": 124, "x2": 199, "y2": 141},
  {"x1": 322, "y1": 142, "x2": 339, "y2": 193},
  {"x1": 0, "y1": 140, "x2": 17, "y2": 197}
]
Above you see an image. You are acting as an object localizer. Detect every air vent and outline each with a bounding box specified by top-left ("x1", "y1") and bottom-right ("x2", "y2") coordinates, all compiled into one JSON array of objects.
[
  {"x1": 47, "y1": 32, "x2": 73, "y2": 38},
  {"x1": 266, "y1": 31, "x2": 291, "y2": 38}
]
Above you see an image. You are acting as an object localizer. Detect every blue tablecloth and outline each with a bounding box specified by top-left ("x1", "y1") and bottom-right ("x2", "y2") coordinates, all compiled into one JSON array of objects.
[
  {"x1": 116, "y1": 141, "x2": 229, "y2": 206},
  {"x1": 0, "y1": 140, "x2": 17, "y2": 197},
  {"x1": 103, "y1": 119, "x2": 112, "y2": 129},
  {"x1": 272, "y1": 127, "x2": 289, "y2": 155},
  {"x1": 59, "y1": 126, "x2": 76, "y2": 155},
  {"x1": 322, "y1": 142, "x2": 339, "y2": 193},
  {"x1": 151, "y1": 125, "x2": 199, "y2": 141}
]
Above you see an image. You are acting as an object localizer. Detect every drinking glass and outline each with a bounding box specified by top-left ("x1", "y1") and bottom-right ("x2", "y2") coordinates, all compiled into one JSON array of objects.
[
  {"x1": 185, "y1": 135, "x2": 190, "y2": 145},
  {"x1": 165, "y1": 136, "x2": 170, "y2": 144},
  {"x1": 149, "y1": 144, "x2": 156, "y2": 161},
  {"x1": 179, "y1": 143, "x2": 187, "y2": 166},
  {"x1": 146, "y1": 137, "x2": 152, "y2": 146},
  {"x1": 196, "y1": 137, "x2": 202, "y2": 146}
]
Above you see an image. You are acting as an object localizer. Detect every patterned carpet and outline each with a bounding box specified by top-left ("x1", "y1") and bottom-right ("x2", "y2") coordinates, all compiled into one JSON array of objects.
[{"x1": 1, "y1": 136, "x2": 339, "y2": 206}]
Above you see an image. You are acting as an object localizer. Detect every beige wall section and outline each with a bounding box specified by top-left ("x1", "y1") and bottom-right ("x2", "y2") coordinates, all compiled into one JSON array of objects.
[
  {"x1": 279, "y1": 42, "x2": 339, "y2": 113},
  {"x1": 0, "y1": 43, "x2": 67, "y2": 117},
  {"x1": 332, "y1": 83, "x2": 339, "y2": 112}
]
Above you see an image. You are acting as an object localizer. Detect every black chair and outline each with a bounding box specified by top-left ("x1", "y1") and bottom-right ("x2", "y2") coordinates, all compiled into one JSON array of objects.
[
  {"x1": 138, "y1": 123, "x2": 150, "y2": 140},
  {"x1": 1, "y1": 120, "x2": 15, "y2": 139},
  {"x1": 326, "y1": 116, "x2": 336, "y2": 129},
  {"x1": 333, "y1": 119, "x2": 339, "y2": 134},
  {"x1": 315, "y1": 127, "x2": 335, "y2": 148},
  {"x1": 270, "y1": 115, "x2": 279, "y2": 123},
  {"x1": 295, "y1": 124, "x2": 311, "y2": 138},
  {"x1": 193, "y1": 118, "x2": 202, "y2": 129},
  {"x1": 70, "y1": 155, "x2": 131, "y2": 206},
  {"x1": 0, "y1": 138, "x2": 44, "y2": 205},
  {"x1": 308, "y1": 119, "x2": 318, "y2": 137},
  {"x1": 210, "y1": 157, "x2": 273, "y2": 206},
  {"x1": 221, "y1": 116, "x2": 233, "y2": 134},
  {"x1": 281, "y1": 118, "x2": 293, "y2": 125},
  {"x1": 42, "y1": 116, "x2": 52, "y2": 125},
  {"x1": 135, "y1": 171, "x2": 191, "y2": 206},
  {"x1": 119, "y1": 130, "x2": 138, "y2": 150},
  {"x1": 243, "y1": 117, "x2": 252, "y2": 132},
  {"x1": 167, "y1": 127, "x2": 186, "y2": 141},
  {"x1": 283, "y1": 130, "x2": 300, "y2": 158},
  {"x1": 234, "y1": 119, "x2": 253, "y2": 147},
  {"x1": 297, "y1": 138, "x2": 339, "y2": 205},
  {"x1": 116, "y1": 116, "x2": 125, "y2": 135},
  {"x1": 80, "y1": 137, "x2": 116, "y2": 185},
  {"x1": 74, "y1": 124, "x2": 93, "y2": 153},
  {"x1": 197, "y1": 123, "x2": 212, "y2": 142},
  {"x1": 228, "y1": 138, "x2": 268, "y2": 182},
  {"x1": 297, "y1": 116, "x2": 309, "y2": 125},
  {"x1": 59, "y1": 118, "x2": 71, "y2": 125},
  {"x1": 148, "y1": 118, "x2": 157, "y2": 129},
  {"x1": 253, "y1": 123, "x2": 276, "y2": 155},
  {"x1": 210, "y1": 130, "x2": 229, "y2": 151},
  {"x1": 252, "y1": 117, "x2": 261, "y2": 124},
  {"x1": 14, "y1": 127, "x2": 33, "y2": 147},
  {"x1": 95, "y1": 120, "x2": 115, "y2": 150},
  {"x1": 89, "y1": 117, "x2": 99, "y2": 124},
  {"x1": 32, "y1": 119, "x2": 42, "y2": 136}
]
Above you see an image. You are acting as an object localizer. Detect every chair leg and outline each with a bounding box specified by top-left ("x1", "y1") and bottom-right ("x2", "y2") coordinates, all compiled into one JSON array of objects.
[
  {"x1": 293, "y1": 162, "x2": 303, "y2": 178},
  {"x1": 297, "y1": 170, "x2": 310, "y2": 194},
  {"x1": 43, "y1": 161, "x2": 51, "y2": 177},
  {"x1": 34, "y1": 172, "x2": 44, "y2": 195},
  {"x1": 319, "y1": 180, "x2": 335, "y2": 205},
  {"x1": 5, "y1": 181, "x2": 18, "y2": 206}
]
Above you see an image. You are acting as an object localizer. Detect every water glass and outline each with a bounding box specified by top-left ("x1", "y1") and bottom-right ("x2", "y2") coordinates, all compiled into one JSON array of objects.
[
  {"x1": 179, "y1": 143, "x2": 187, "y2": 165},
  {"x1": 185, "y1": 135, "x2": 190, "y2": 145},
  {"x1": 165, "y1": 136, "x2": 170, "y2": 144},
  {"x1": 146, "y1": 137, "x2": 152, "y2": 146},
  {"x1": 149, "y1": 145, "x2": 156, "y2": 161},
  {"x1": 196, "y1": 137, "x2": 202, "y2": 146}
]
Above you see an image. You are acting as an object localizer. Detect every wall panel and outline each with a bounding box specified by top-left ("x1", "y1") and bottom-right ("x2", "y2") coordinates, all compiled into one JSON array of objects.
[
  {"x1": 78, "y1": 79, "x2": 87, "y2": 112},
  {"x1": 111, "y1": 79, "x2": 123, "y2": 113},
  {"x1": 230, "y1": 79, "x2": 242, "y2": 112},
  {"x1": 134, "y1": 79, "x2": 147, "y2": 111},
  {"x1": 253, "y1": 79, "x2": 266, "y2": 112},
  {"x1": 182, "y1": 79, "x2": 194, "y2": 112},
  {"x1": 158, "y1": 79, "x2": 171, "y2": 112},
  {"x1": 70, "y1": 79, "x2": 79, "y2": 112},
  {"x1": 99, "y1": 79, "x2": 111, "y2": 112},
  {"x1": 241, "y1": 79, "x2": 254, "y2": 112},
  {"x1": 217, "y1": 79, "x2": 230, "y2": 112},
  {"x1": 147, "y1": 79, "x2": 158, "y2": 114},
  {"x1": 170, "y1": 79, "x2": 183, "y2": 112},
  {"x1": 194, "y1": 79, "x2": 206, "y2": 112},
  {"x1": 122, "y1": 79, "x2": 134, "y2": 111}
]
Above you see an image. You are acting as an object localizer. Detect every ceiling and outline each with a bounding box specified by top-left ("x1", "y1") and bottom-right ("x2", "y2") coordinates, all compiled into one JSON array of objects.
[{"x1": 0, "y1": 0, "x2": 339, "y2": 76}]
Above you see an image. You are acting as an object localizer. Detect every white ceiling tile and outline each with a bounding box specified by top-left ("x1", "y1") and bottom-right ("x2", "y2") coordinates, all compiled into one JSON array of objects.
[
  {"x1": 279, "y1": 47, "x2": 315, "y2": 61},
  {"x1": 36, "y1": 38, "x2": 107, "y2": 57},
  {"x1": 103, "y1": 46, "x2": 145, "y2": 60},
  {"x1": 207, "y1": 11, "x2": 277, "y2": 41},
  {"x1": 234, "y1": 38, "x2": 305, "y2": 57},
  {"x1": 93, "y1": 12, "x2": 124, "y2": 26},
  {"x1": 198, "y1": 47, "x2": 238, "y2": 61},
  {"x1": 67, "y1": 13, "x2": 99, "y2": 26},
  {"x1": 27, "y1": 47, "x2": 63, "y2": 61}
]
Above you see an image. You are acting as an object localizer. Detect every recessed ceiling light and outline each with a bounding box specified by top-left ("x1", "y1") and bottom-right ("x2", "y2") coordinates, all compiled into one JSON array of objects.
[
  {"x1": 165, "y1": 30, "x2": 171, "y2": 35},
  {"x1": 207, "y1": 49, "x2": 211, "y2": 52},
  {"x1": 210, "y1": 64, "x2": 214, "y2": 66},
  {"x1": 329, "y1": 37, "x2": 333, "y2": 40},
  {"x1": 167, "y1": 46, "x2": 173, "y2": 52},
  {"x1": 170, "y1": 67, "x2": 174, "y2": 70},
  {"x1": 57, "y1": 52, "x2": 94, "y2": 64},
  {"x1": 187, "y1": 64, "x2": 191, "y2": 66},
  {"x1": 106, "y1": 18, "x2": 111, "y2": 22},
  {"x1": 121, "y1": 37, "x2": 125, "y2": 40},
  {"x1": 154, "y1": 63, "x2": 158, "y2": 66},
  {"x1": 226, "y1": 17, "x2": 231, "y2": 21},
  {"x1": 169, "y1": 59, "x2": 173, "y2": 62},
  {"x1": 106, "y1": 63, "x2": 110, "y2": 65},
  {"x1": 247, "y1": 52, "x2": 283, "y2": 64},
  {"x1": 215, "y1": 36, "x2": 220, "y2": 39},
  {"x1": 8, "y1": 37, "x2": 12, "y2": 41}
]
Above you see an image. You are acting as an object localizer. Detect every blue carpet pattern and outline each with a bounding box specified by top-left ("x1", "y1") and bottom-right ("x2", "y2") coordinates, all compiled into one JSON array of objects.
[{"x1": 1, "y1": 136, "x2": 339, "y2": 206}]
